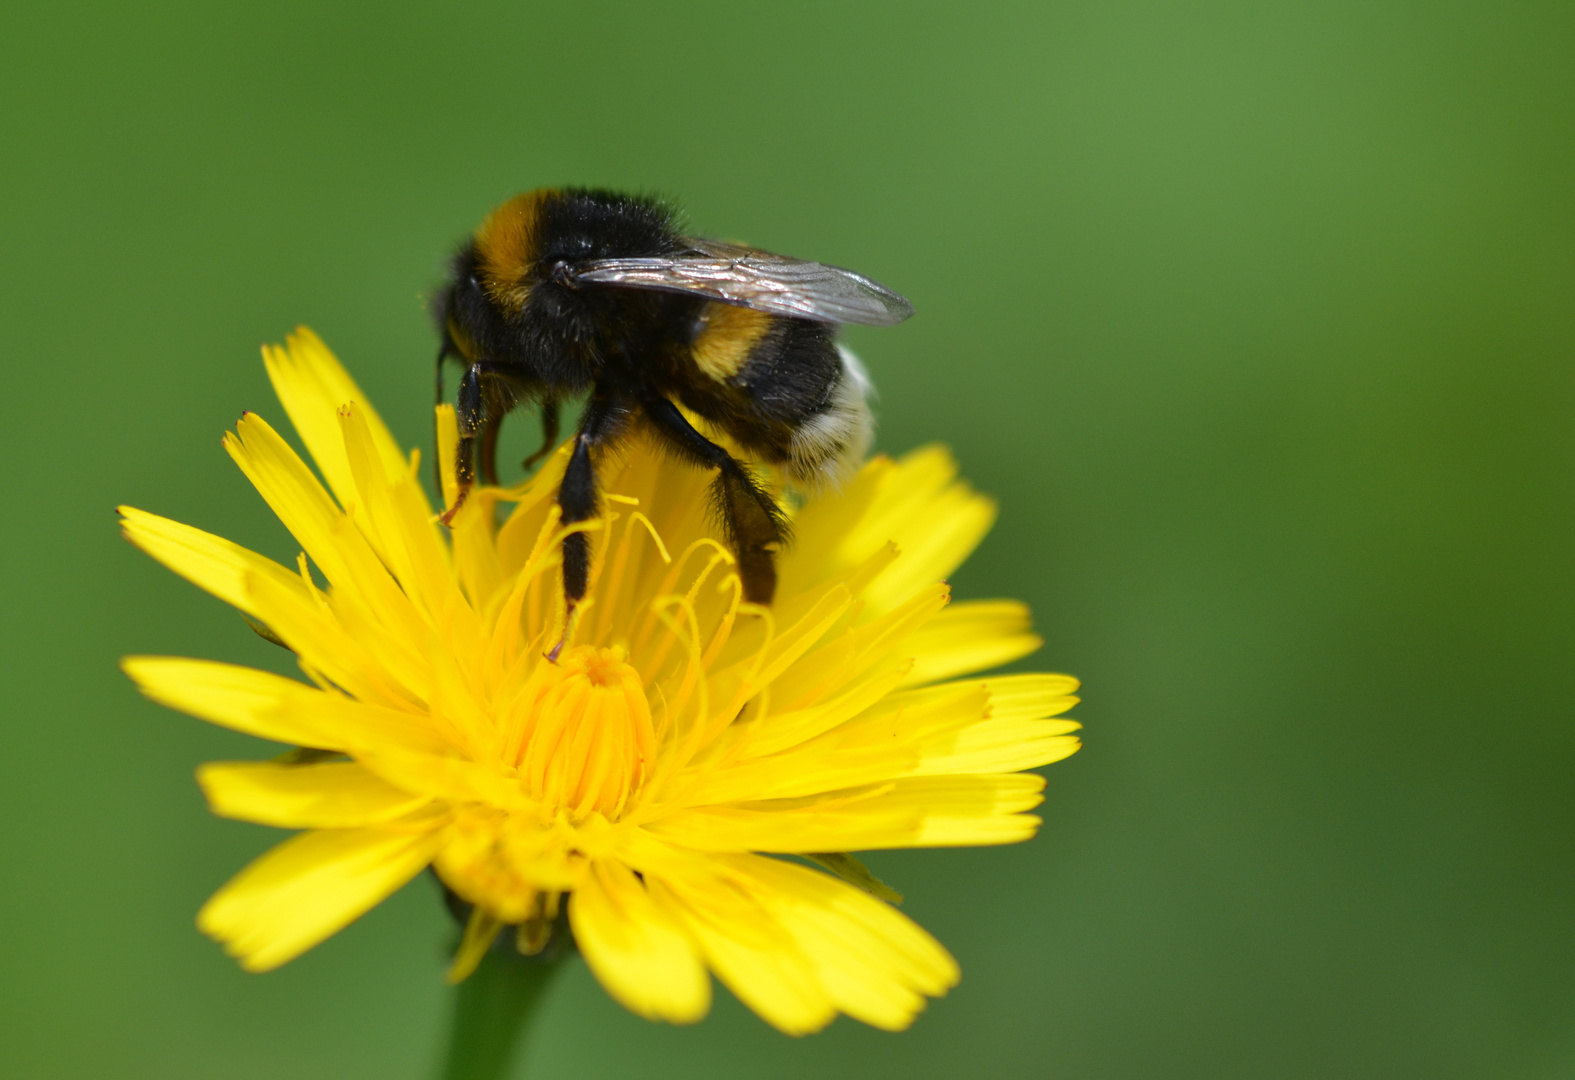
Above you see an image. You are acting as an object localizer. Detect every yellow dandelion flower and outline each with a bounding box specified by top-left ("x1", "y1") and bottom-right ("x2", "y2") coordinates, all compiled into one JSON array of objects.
[{"x1": 120, "y1": 327, "x2": 1081, "y2": 1035}]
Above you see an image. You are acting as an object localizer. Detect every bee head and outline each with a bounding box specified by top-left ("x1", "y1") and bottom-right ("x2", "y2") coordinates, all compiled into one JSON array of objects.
[
  {"x1": 439, "y1": 188, "x2": 682, "y2": 380},
  {"x1": 439, "y1": 189, "x2": 590, "y2": 370},
  {"x1": 471, "y1": 188, "x2": 557, "y2": 319}
]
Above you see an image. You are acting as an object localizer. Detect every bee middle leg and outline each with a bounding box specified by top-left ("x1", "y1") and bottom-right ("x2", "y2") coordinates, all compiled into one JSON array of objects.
[
  {"x1": 440, "y1": 360, "x2": 508, "y2": 525},
  {"x1": 478, "y1": 413, "x2": 503, "y2": 487},
  {"x1": 480, "y1": 375, "x2": 535, "y2": 487},
  {"x1": 550, "y1": 391, "x2": 631, "y2": 659},
  {"x1": 521, "y1": 398, "x2": 560, "y2": 474},
  {"x1": 641, "y1": 395, "x2": 787, "y2": 605},
  {"x1": 479, "y1": 393, "x2": 557, "y2": 489}
]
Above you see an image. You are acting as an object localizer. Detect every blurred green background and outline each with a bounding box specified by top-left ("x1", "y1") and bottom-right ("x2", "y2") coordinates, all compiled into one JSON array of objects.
[{"x1": 4, "y1": 1, "x2": 1574, "y2": 1077}]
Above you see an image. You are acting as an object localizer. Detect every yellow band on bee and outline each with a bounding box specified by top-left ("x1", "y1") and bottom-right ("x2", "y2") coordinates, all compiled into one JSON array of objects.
[
  {"x1": 475, "y1": 188, "x2": 558, "y2": 315},
  {"x1": 691, "y1": 302, "x2": 772, "y2": 382}
]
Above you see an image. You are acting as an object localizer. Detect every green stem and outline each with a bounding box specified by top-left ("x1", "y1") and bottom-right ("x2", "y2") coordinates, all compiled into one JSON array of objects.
[{"x1": 438, "y1": 946, "x2": 568, "y2": 1080}]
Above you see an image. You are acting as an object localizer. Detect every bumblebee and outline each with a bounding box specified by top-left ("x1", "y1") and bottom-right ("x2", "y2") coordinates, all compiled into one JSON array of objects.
[{"x1": 434, "y1": 187, "x2": 912, "y2": 641}]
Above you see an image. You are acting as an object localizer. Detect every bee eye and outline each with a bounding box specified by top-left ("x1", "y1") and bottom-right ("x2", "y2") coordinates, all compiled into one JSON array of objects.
[{"x1": 551, "y1": 261, "x2": 577, "y2": 289}]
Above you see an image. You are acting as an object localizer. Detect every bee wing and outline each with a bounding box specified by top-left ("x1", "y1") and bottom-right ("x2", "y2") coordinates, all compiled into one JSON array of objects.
[{"x1": 569, "y1": 238, "x2": 914, "y2": 326}]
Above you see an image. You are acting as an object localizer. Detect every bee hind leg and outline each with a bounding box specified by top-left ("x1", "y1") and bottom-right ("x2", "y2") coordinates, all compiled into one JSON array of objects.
[{"x1": 641, "y1": 395, "x2": 787, "y2": 606}]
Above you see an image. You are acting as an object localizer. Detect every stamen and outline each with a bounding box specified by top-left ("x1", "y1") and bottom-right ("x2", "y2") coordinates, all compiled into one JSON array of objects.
[
  {"x1": 703, "y1": 573, "x2": 743, "y2": 668},
  {"x1": 638, "y1": 549, "x2": 730, "y2": 682},
  {"x1": 631, "y1": 537, "x2": 732, "y2": 661},
  {"x1": 592, "y1": 510, "x2": 671, "y2": 644},
  {"x1": 518, "y1": 505, "x2": 564, "y2": 646}
]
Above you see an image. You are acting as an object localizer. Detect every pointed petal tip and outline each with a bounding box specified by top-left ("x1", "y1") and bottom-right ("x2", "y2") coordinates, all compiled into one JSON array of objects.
[{"x1": 119, "y1": 654, "x2": 157, "y2": 680}]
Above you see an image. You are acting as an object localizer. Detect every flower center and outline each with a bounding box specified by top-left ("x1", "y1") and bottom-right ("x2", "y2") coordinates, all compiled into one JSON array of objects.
[{"x1": 503, "y1": 645, "x2": 655, "y2": 820}]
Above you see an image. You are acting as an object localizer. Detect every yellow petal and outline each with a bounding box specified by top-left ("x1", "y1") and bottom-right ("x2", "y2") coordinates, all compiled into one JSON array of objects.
[
  {"x1": 739, "y1": 855, "x2": 958, "y2": 1031},
  {"x1": 122, "y1": 657, "x2": 447, "y2": 755},
  {"x1": 648, "y1": 773, "x2": 1047, "y2": 852},
  {"x1": 778, "y1": 455, "x2": 897, "y2": 591},
  {"x1": 900, "y1": 600, "x2": 1043, "y2": 687},
  {"x1": 196, "y1": 760, "x2": 433, "y2": 828},
  {"x1": 117, "y1": 507, "x2": 312, "y2": 618},
  {"x1": 984, "y1": 672, "x2": 1081, "y2": 716},
  {"x1": 446, "y1": 907, "x2": 504, "y2": 983},
  {"x1": 858, "y1": 495, "x2": 996, "y2": 618},
  {"x1": 649, "y1": 864, "x2": 835, "y2": 1035},
  {"x1": 870, "y1": 774, "x2": 1047, "y2": 846},
  {"x1": 768, "y1": 584, "x2": 950, "y2": 714},
  {"x1": 686, "y1": 672, "x2": 1080, "y2": 803},
  {"x1": 911, "y1": 724, "x2": 1080, "y2": 776},
  {"x1": 844, "y1": 445, "x2": 968, "y2": 561},
  {"x1": 648, "y1": 801, "x2": 917, "y2": 854},
  {"x1": 337, "y1": 403, "x2": 453, "y2": 621},
  {"x1": 725, "y1": 662, "x2": 911, "y2": 761},
  {"x1": 223, "y1": 411, "x2": 352, "y2": 584},
  {"x1": 198, "y1": 825, "x2": 443, "y2": 971},
  {"x1": 243, "y1": 568, "x2": 429, "y2": 711},
  {"x1": 570, "y1": 860, "x2": 711, "y2": 1024},
  {"x1": 225, "y1": 417, "x2": 433, "y2": 685},
  {"x1": 875, "y1": 673, "x2": 1083, "y2": 776},
  {"x1": 262, "y1": 327, "x2": 412, "y2": 510},
  {"x1": 783, "y1": 445, "x2": 996, "y2": 618},
  {"x1": 683, "y1": 682, "x2": 990, "y2": 804},
  {"x1": 353, "y1": 745, "x2": 539, "y2": 811}
]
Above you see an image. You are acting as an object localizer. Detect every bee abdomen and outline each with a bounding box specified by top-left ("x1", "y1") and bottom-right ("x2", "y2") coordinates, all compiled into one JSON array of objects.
[
  {"x1": 690, "y1": 308, "x2": 872, "y2": 491},
  {"x1": 782, "y1": 341, "x2": 873, "y2": 492}
]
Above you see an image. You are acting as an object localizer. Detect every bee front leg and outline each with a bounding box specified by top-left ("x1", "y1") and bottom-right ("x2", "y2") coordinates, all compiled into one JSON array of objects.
[
  {"x1": 641, "y1": 395, "x2": 788, "y2": 606},
  {"x1": 439, "y1": 362, "x2": 486, "y2": 526},
  {"x1": 433, "y1": 337, "x2": 456, "y2": 495}
]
